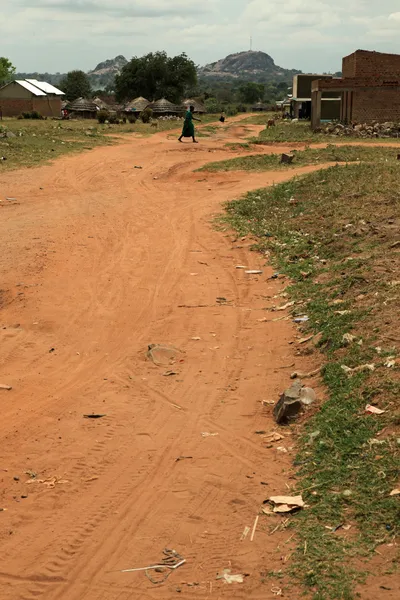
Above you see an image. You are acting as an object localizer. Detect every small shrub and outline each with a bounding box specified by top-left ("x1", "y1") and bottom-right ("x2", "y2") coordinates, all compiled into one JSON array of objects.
[
  {"x1": 236, "y1": 104, "x2": 247, "y2": 113},
  {"x1": 97, "y1": 109, "x2": 109, "y2": 124},
  {"x1": 17, "y1": 114, "x2": 23, "y2": 120},
  {"x1": 141, "y1": 107, "x2": 153, "y2": 123},
  {"x1": 122, "y1": 116, "x2": 127, "y2": 124},
  {"x1": 108, "y1": 114, "x2": 119, "y2": 124},
  {"x1": 128, "y1": 114, "x2": 137, "y2": 124}
]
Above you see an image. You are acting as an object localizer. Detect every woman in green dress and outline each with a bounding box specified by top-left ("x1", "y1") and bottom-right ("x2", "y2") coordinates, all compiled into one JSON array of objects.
[{"x1": 178, "y1": 105, "x2": 201, "y2": 143}]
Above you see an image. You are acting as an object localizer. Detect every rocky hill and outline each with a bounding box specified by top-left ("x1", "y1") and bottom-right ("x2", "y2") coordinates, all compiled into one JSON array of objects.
[
  {"x1": 198, "y1": 51, "x2": 301, "y2": 82},
  {"x1": 89, "y1": 55, "x2": 128, "y2": 76}
]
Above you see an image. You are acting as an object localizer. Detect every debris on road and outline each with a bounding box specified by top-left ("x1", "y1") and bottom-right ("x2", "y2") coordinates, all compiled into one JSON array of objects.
[
  {"x1": 0, "y1": 384, "x2": 12, "y2": 391},
  {"x1": 250, "y1": 515, "x2": 259, "y2": 541},
  {"x1": 290, "y1": 367, "x2": 320, "y2": 379},
  {"x1": 147, "y1": 344, "x2": 183, "y2": 366},
  {"x1": 134, "y1": 165, "x2": 143, "y2": 169},
  {"x1": 240, "y1": 526, "x2": 250, "y2": 540},
  {"x1": 201, "y1": 432, "x2": 219, "y2": 437},
  {"x1": 280, "y1": 153, "x2": 294, "y2": 164},
  {"x1": 83, "y1": 414, "x2": 107, "y2": 419},
  {"x1": 118, "y1": 548, "x2": 185, "y2": 584},
  {"x1": 267, "y1": 495, "x2": 304, "y2": 513},
  {"x1": 163, "y1": 370, "x2": 178, "y2": 377},
  {"x1": 175, "y1": 456, "x2": 193, "y2": 462},
  {"x1": 216, "y1": 569, "x2": 245, "y2": 584},
  {"x1": 274, "y1": 301, "x2": 295, "y2": 311},
  {"x1": 263, "y1": 432, "x2": 284, "y2": 443},
  {"x1": 26, "y1": 476, "x2": 69, "y2": 488},
  {"x1": 235, "y1": 265, "x2": 248, "y2": 269},
  {"x1": 365, "y1": 404, "x2": 385, "y2": 415},
  {"x1": 245, "y1": 270, "x2": 263, "y2": 275},
  {"x1": 293, "y1": 315, "x2": 309, "y2": 323},
  {"x1": 274, "y1": 380, "x2": 316, "y2": 424}
]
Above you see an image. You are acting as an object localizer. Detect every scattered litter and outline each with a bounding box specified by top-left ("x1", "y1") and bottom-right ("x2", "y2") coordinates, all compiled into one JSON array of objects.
[
  {"x1": 117, "y1": 548, "x2": 185, "y2": 584},
  {"x1": 375, "y1": 347, "x2": 382, "y2": 355},
  {"x1": 83, "y1": 414, "x2": 107, "y2": 419},
  {"x1": 201, "y1": 432, "x2": 219, "y2": 437},
  {"x1": 290, "y1": 368, "x2": 320, "y2": 380},
  {"x1": 250, "y1": 515, "x2": 259, "y2": 541},
  {"x1": 245, "y1": 270, "x2": 263, "y2": 275},
  {"x1": 299, "y1": 387, "x2": 316, "y2": 406},
  {"x1": 308, "y1": 430, "x2": 320, "y2": 443},
  {"x1": 294, "y1": 316, "x2": 309, "y2": 323},
  {"x1": 191, "y1": 337, "x2": 201, "y2": 341},
  {"x1": 262, "y1": 399, "x2": 275, "y2": 406},
  {"x1": 235, "y1": 265, "x2": 248, "y2": 269},
  {"x1": 384, "y1": 357, "x2": 396, "y2": 368},
  {"x1": 216, "y1": 297, "x2": 229, "y2": 304},
  {"x1": 365, "y1": 404, "x2": 385, "y2": 415},
  {"x1": 342, "y1": 524, "x2": 352, "y2": 531},
  {"x1": 298, "y1": 335, "x2": 313, "y2": 344},
  {"x1": 342, "y1": 333, "x2": 356, "y2": 346},
  {"x1": 6, "y1": 197, "x2": 17, "y2": 201},
  {"x1": 257, "y1": 317, "x2": 269, "y2": 322},
  {"x1": 216, "y1": 569, "x2": 244, "y2": 584},
  {"x1": 263, "y1": 432, "x2": 284, "y2": 443},
  {"x1": 26, "y1": 476, "x2": 69, "y2": 488},
  {"x1": 0, "y1": 384, "x2": 12, "y2": 391},
  {"x1": 341, "y1": 364, "x2": 375, "y2": 377},
  {"x1": 275, "y1": 301, "x2": 295, "y2": 311},
  {"x1": 163, "y1": 370, "x2": 178, "y2": 377},
  {"x1": 147, "y1": 344, "x2": 183, "y2": 366},
  {"x1": 389, "y1": 489, "x2": 400, "y2": 496},
  {"x1": 276, "y1": 446, "x2": 288, "y2": 453},
  {"x1": 175, "y1": 456, "x2": 193, "y2": 462},
  {"x1": 274, "y1": 381, "x2": 315, "y2": 424},
  {"x1": 25, "y1": 470, "x2": 37, "y2": 479},
  {"x1": 271, "y1": 586, "x2": 283, "y2": 596},
  {"x1": 241, "y1": 526, "x2": 250, "y2": 541},
  {"x1": 134, "y1": 165, "x2": 143, "y2": 169},
  {"x1": 269, "y1": 273, "x2": 280, "y2": 279},
  {"x1": 267, "y1": 495, "x2": 304, "y2": 513}
]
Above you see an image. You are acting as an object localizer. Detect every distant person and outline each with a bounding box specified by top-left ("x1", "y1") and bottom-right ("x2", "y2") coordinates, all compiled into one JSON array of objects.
[
  {"x1": 219, "y1": 113, "x2": 225, "y2": 123},
  {"x1": 178, "y1": 105, "x2": 201, "y2": 143}
]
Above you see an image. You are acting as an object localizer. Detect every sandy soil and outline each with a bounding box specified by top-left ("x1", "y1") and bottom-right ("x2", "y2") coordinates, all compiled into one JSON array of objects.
[{"x1": 0, "y1": 121, "x2": 342, "y2": 600}]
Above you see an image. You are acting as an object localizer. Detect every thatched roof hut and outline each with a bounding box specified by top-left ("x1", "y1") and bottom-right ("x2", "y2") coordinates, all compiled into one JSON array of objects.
[
  {"x1": 66, "y1": 97, "x2": 98, "y2": 119},
  {"x1": 182, "y1": 98, "x2": 207, "y2": 114},
  {"x1": 93, "y1": 96, "x2": 109, "y2": 111},
  {"x1": 124, "y1": 96, "x2": 150, "y2": 113},
  {"x1": 149, "y1": 98, "x2": 183, "y2": 116}
]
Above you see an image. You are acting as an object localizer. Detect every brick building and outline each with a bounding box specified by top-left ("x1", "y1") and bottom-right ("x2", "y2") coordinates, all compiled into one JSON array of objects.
[
  {"x1": 0, "y1": 79, "x2": 64, "y2": 118},
  {"x1": 311, "y1": 50, "x2": 400, "y2": 129},
  {"x1": 291, "y1": 74, "x2": 341, "y2": 120}
]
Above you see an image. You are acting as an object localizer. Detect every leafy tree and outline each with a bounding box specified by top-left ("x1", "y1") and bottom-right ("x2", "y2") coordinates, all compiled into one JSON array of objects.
[
  {"x1": 60, "y1": 70, "x2": 92, "y2": 101},
  {"x1": 0, "y1": 57, "x2": 16, "y2": 85},
  {"x1": 115, "y1": 51, "x2": 197, "y2": 103},
  {"x1": 238, "y1": 82, "x2": 265, "y2": 104}
]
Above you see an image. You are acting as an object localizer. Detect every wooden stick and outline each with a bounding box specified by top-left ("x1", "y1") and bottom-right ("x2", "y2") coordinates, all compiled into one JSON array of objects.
[{"x1": 250, "y1": 515, "x2": 259, "y2": 542}]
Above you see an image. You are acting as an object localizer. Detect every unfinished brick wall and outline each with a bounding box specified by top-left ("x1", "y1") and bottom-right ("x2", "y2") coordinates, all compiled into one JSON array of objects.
[
  {"x1": 343, "y1": 50, "x2": 400, "y2": 80},
  {"x1": 0, "y1": 97, "x2": 61, "y2": 117},
  {"x1": 352, "y1": 88, "x2": 400, "y2": 123}
]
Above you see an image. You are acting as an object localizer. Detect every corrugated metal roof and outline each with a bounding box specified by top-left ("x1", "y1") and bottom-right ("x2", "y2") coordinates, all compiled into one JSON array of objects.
[
  {"x1": 26, "y1": 79, "x2": 65, "y2": 96},
  {"x1": 15, "y1": 80, "x2": 46, "y2": 96}
]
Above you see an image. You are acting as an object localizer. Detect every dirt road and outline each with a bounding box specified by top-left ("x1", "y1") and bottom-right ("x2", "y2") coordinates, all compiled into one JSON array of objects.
[{"x1": 0, "y1": 122, "x2": 320, "y2": 599}]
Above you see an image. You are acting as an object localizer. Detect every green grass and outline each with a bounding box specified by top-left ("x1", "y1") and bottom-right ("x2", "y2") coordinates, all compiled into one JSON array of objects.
[
  {"x1": 222, "y1": 162, "x2": 400, "y2": 599},
  {"x1": 252, "y1": 121, "x2": 326, "y2": 143},
  {"x1": 0, "y1": 114, "x2": 222, "y2": 171},
  {"x1": 238, "y1": 112, "x2": 276, "y2": 125},
  {"x1": 199, "y1": 144, "x2": 399, "y2": 172}
]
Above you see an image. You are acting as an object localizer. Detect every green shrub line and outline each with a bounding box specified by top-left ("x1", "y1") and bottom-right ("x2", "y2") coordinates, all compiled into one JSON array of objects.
[{"x1": 221, "y1": 162, "x2": 400, "y2": 599}]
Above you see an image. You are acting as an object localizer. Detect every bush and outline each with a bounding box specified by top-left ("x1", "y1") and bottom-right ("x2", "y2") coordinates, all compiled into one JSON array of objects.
[
  {"x1": 225, "y1": 105, "x2": 238, "y2": 117},
  {"x1": 141, "y1": 107, "x2": 153, "y2": 123},
  {"x1": 236, "y1": 104, "x2": 247, "y2": 113},
  {"x1": 128, "y1": 114, "x2": 137, "y2": 124},
  {"x1": 108, "y1": 114, "x2": 119, "y2": 124},
  {"x1": 21, "y1": 110, "x2": 43, "y2": 120},
  {"x1": 97, "y1": 110, "x2": 109, "y2": 124}
]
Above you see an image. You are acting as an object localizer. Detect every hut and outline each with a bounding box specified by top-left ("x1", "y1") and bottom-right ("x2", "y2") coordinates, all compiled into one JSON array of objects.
[
  {"x1": 149, "y1": 98, "x2": 183, "y2": 117},
  {"x1": 66, "y1": 97, "x2": 98, "y2": 119},
  {"x1": 93, "y1": 96, "x2": 110, "y2": 111},
  {"x1": 124, "y1": 96, "x2": 150, "y2": 114},
  {"x1": 182, "y1": 98, "x2": 206, "y2": 114},
  {"x1": 252, "y1": 101, "x2": 268, "y2": 112}
]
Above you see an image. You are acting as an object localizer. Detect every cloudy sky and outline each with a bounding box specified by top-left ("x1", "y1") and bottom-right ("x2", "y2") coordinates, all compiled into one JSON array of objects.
[{"x1": 1, "y1": 0, "x2": 400, "y2": 73}]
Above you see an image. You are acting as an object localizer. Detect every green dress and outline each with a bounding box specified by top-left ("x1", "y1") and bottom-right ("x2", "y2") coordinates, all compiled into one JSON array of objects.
[{"x1": 181, "y1": 110, "x2": 195, "y2": 137}]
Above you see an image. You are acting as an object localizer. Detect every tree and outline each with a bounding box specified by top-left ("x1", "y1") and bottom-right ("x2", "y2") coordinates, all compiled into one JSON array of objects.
[
  {"x1": 115, "y1": 51, "x2": 197, "y2": 103},
  {"x1": 0, "y1": 57, "x2": 16, "y2": 86},
  {"x1": 60, "y1": 70, "x2": 92, "y2": 101},
  {"x1": 238, "y1": 82, "x2": 265, "y2": 104}
]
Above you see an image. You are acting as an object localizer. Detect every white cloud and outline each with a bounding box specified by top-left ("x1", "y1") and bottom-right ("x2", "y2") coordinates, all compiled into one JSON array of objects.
[{"x1": 1, "y1": 0, "x2": 400, "y2": 74}]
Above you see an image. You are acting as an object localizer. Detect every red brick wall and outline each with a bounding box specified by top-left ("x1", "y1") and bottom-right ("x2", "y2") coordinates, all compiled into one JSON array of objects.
[
  {"x1": 0, "y1": 98, "x2": 34, "y2": 117},
  {"x1": 0, "y1": 97, "x2": 61, "y2": 117},
  {"x1": 343, "y1": 50, "x2": 400, "y2": 80},
  {"x1": 352, "y1": 88, "x2": 400, "y2": 122}
]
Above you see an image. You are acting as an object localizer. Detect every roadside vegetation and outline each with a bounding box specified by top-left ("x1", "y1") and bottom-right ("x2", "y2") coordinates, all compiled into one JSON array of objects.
[
  {"x1": 222, "y1": 162, "x2": 400, "y2": 598},
  {"x1": 0, "y1": 114, "x2": 220, "y2": 171},
  {"x1": 200, "y1": 144, "x2": 399, "y2": 172}
]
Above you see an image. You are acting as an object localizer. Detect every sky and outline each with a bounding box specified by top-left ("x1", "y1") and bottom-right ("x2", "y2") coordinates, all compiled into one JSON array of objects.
[{"x1": 1, "y1": 0, "x2": 400, "y2": 74}]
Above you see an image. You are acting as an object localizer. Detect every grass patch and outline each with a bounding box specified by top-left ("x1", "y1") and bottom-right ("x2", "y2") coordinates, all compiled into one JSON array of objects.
[
  {"x1": 238, "y1": 112, "x2": 275, "y2": 125},
  {"x1": 199, "y1": 144, "x2": 399, "y2": 172},
  {"x1": 222, "y1": 162, "x2": 400, "y2": 598},
  {"x1": 252, "y1": 121, "x2": 326, "y2": 143}
]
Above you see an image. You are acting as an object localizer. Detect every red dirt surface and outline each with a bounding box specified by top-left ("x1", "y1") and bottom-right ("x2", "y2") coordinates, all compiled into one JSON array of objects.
[{"x1": 0, "y1": 123, "x2": 341, "y2": 599}]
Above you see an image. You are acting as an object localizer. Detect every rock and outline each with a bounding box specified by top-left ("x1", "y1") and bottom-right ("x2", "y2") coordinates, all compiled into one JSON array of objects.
[
  {"x1": 280, "y1": 153, "x2": 294, "y2": 164},
  {"x1": 273, "y1": 381, "x2": 303, "y2": 424},
  {"x1": 0, "y1": 384, "x2": 12, "y2": 391}
]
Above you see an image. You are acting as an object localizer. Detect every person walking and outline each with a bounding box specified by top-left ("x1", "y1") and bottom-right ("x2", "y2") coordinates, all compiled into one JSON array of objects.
[{"x1": 178, "y1": 105, "x2": 201, "y2": 143}]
